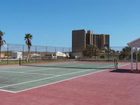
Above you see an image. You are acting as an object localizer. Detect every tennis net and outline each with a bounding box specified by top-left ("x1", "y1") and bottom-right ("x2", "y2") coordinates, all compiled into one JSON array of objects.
[{"x1": 20, "y1": 60, "x2": 116, "y2": 70}]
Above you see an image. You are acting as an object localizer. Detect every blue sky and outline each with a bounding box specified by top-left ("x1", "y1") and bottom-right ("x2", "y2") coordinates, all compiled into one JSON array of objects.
[{"x1": 0, "y1": 0, "x2": 140, "y2": 47}]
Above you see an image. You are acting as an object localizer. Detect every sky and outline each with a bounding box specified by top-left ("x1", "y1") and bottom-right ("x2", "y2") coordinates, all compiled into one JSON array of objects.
[{"x1": 0, "y1": 0, "x2": 140, "y2": 47}]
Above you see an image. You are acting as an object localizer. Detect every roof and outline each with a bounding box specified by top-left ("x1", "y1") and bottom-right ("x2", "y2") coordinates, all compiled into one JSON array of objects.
[{"x1": 127, "y1": 38, "x2": 140, "y2": 47}]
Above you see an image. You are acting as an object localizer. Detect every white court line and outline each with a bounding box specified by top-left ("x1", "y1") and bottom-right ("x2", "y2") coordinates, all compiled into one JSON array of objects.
[
  {"x1": 0, "y1": 89, "x2": 16, "y2": 93},
  {"x1": 0, "y1": 69, "x2": 95, "y2": 89},
  {"x1": 13, "y1": 69, "x2": 108, "y2": 93},
  {"x1": 120, "y1": 63, "x2": 130, "y2": 67},
  {"x1": 0, "y1": 66, "x2": 57, "y2": 72},
  {"x1": 0, "y1": 66, "x2": 63, "y2": 76},
  {"x1": 0, "y1": 70, "x2": 55, "y2": 76},
  {"x1": 25, "y1": 67, "x2": 61, "y2": 72},
  {"x1": 0, "y1": 63, "x2": 128, "y2": 93},
  {"x1": 13, "y1": 63, "x2": 129, "y2": 93}
]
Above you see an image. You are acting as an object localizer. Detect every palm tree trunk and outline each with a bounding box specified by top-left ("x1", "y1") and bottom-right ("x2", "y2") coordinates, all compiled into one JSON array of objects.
[
  {"x1": 27, "y1": 46, "x2": 30, "y2": 62},
  {"x1": 0, "y1": 46, "x2": 1, "y2": 62}
]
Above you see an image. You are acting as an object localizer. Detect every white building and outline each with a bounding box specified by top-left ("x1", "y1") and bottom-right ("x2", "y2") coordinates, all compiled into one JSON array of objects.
[
  {"x1": 52, "y1": 52, "x2": 69, "y2": 59},
  {"x1": 12, "y1": 52, "x2": 22, "y2": 59}
]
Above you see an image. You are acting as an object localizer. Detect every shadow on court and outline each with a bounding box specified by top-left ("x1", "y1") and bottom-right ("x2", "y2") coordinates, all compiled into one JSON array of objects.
[{"x1": 110, "y1": 69, "x2": 140, "y2": 74}]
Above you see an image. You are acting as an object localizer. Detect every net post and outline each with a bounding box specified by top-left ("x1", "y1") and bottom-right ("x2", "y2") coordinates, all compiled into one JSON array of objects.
[
  {"x1": 114, "y1": 58, "x2": 118, "y2": 70},
  {"x1": 19, "y1": 58, "x2": 22, "y2": 66}
]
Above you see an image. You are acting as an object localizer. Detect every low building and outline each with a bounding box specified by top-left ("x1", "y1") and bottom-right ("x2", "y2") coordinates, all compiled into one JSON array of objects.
[
  {"x1": 0, "y1": 53, "x2": 5, "y2": 58},
  {"x1": 11, "y1": 51, "x2": 22, "y2": 59}
]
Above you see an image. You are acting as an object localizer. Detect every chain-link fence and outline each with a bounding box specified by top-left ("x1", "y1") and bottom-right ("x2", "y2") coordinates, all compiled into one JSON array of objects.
[
  {"x1": 0, "y1": 44, "x2": 71, "y2": 65},
  {"x1": 74, "y1": 46, "x2": 134, "y2": 62},
  {"x1": 0, "y1": 44, "x2": 138, "y2": 65}
]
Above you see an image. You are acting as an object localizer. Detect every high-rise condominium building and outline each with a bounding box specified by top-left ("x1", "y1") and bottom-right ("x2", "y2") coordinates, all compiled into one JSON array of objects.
[
  {"x1": 86, "y1": 30, "x2": 93, "y2": 46},
  {"x1": 72, "y1": 29, "x2": 86, "y2": 52},
  {"x1": 93, "y1": 34, "x2": 110, "y2": 49},
  {"x1": 72, "y1": 29, "x2": 110, "y2": 52}
]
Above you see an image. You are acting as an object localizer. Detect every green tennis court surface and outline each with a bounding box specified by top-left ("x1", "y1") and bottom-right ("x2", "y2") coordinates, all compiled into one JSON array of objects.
[{"x1": 0, "y1": 61, "x2": 116, "y2": 93}]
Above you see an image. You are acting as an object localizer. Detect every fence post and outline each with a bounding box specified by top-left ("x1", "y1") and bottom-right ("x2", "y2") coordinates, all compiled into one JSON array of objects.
[
  {"x1": 55, "y1": 47, "x2": 57, "y2": 53},
  {"x1": 7, "y1": 44, "x2": 9, "y2": 64},
  {"x1": 19, "y1": 58, "x2": 21, "y2": 66},
  {"x1": 22, "y1": 45, "x2": 24, "y2": 64},
  {"x1": 62, "y1": 48, "x2": 64, "y2": 53},
  {"x1": 35, "y1": 46, "x2": 37, "y2": 62},
  {"x1": 45, "y1": 46, "x2": 48, "y2": 61}
]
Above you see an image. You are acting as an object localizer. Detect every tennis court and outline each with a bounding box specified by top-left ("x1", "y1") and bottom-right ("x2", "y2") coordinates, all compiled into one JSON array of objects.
[
  {"x1": 0, "y1": 61, "x2": 116, "y2": 93},
  {"x1": 1, "y1": 62, "x2": 140, "y2": 105}
]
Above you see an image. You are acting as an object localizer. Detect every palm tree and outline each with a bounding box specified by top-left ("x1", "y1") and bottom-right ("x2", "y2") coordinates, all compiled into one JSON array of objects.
[
  {"x1": 0, "y1": 30, "x2": 6, "y2": 61},
  {"x1": 25, "y1": 33, "x2": 32, "y2": 62}
]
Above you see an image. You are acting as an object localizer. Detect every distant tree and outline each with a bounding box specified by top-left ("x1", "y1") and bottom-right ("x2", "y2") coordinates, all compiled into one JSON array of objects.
[
  {"x1": 0, "y1": 30, "x2": 6, "y2": 60},
  {"x1": 25, "y1": 33, "x2": 32, "y2": 62},
  {"x1": 100, "y1": 45, "x2": 109, "y2": 60},
  {"x1": 83, "y1": 44, "x2": 99, "y2": 58},
  {"x1": 119, "y1": 46, "x2": 131, "y2": 60},
  {"x1": 137, "y1": 51, "x2": 140, "y2": 61}
]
